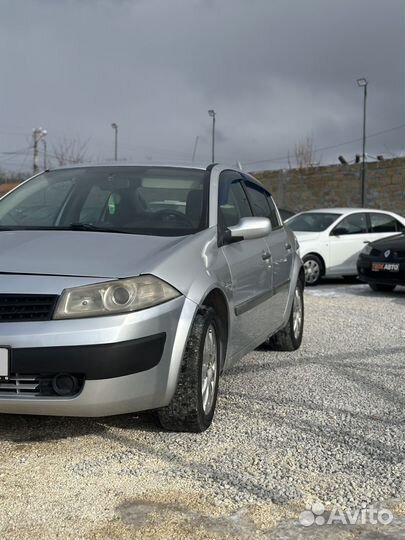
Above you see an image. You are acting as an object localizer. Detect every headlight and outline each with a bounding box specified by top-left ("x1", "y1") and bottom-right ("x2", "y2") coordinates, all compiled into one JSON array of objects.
[
  {"x1": 362, "y1": 244, "x2": 372, "y2": 255},
  {"x1": 53, "y1": 275, "x2": 181, "y2": 320}
]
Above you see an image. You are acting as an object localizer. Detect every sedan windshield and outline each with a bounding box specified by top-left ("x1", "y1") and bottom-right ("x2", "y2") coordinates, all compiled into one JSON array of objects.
[
  {"x1": 287, "y1": 212, "x2": 341, "y2": 232},
  {"x1": 0, "y1": 166, "x2": 208, "y2": 236}
]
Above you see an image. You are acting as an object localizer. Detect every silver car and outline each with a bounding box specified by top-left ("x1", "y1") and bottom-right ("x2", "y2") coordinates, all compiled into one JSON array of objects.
[{"x1": 0, "y1": 164, "x2": 304, "y2": 432}]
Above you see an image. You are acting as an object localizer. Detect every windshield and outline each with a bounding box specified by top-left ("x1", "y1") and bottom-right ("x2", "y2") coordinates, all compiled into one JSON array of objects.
[
  {"x1": 0, "y1": 166, "x2": 208, "y2": 236},
  {"x1": 288, "y1": 212, "x2": 341, "y2": 232}
]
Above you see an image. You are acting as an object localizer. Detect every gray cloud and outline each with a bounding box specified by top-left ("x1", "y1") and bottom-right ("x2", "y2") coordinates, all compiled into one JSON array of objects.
[{"x1": 0, "y1": 0, "x2": 404, "y2": 172}]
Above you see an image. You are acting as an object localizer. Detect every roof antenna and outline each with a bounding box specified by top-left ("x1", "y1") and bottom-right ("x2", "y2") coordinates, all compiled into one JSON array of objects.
[{"x1": 236, "y1": 161, "x2": 243, "y2": 171}]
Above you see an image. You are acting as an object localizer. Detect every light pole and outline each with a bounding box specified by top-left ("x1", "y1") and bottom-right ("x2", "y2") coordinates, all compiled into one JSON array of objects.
[
  {"x1": 111, "y1": 123, "x2": 118, "y2": 161},
  {"x1": 42, "y1": 137, "x2": 47, "y2": 170},
  {"x1": 32, "y1": 128, "x2": 47, "y2": 174},
  {"x1": 208, "y1": 109, "x2": 216, "y2": 163},
  {"x1": 357, "y1": 78, "x2": 368, "y2": 206}
]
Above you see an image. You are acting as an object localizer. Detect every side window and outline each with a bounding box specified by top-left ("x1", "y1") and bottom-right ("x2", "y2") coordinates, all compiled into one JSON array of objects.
[
  {"x1": 369, "y1": 213, "x2": 400, "y2": 233},
  {"x1": 265, "y1": 194, "x2": 281, "y2": 229},
  {"x1": 333, "y1": 213, "x2": 368, "y2": 235},
  {"x1": 218, "y1": 172, "x2": 252, "y2": 228},
  {"x1": 244, "y1": 180, "x2": 270, "y2": 218}
]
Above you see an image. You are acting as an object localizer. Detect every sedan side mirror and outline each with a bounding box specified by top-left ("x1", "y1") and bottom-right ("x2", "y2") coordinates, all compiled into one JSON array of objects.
[
  {"x1": 226, "y1": 217, "x2": 271, "y2": 243},
  {"x1": 331, "y1": 227, "x2": 346, "y2": 236}
]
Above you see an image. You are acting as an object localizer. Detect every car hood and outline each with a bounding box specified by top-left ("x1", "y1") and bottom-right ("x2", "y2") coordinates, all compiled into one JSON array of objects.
[
  {"x1": 291, "y1": 231, "x2": 322, "y2": 242},
  {"x1": 369, "y1": 232, "x2": 405, "y2": 250},
  {"x1": 0, "y1": 230, "x2": 188, "y2": 278}
]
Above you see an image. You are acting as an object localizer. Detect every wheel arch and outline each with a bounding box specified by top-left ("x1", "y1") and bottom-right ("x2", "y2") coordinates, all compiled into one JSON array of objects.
[
  {"x1": 298, "y1": 265, "x2": 305, "y2": 286},
  {"x1": 201, "y1": 287, "x2": 230, "y2": 369}
]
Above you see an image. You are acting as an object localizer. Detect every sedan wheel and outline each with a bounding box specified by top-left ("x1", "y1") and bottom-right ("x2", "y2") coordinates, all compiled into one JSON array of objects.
[
  {"x1": 303, "y1": 255, "x2": 323, "y2": 286},
  {"x1": 158, "y1": 307, "x2": 221, "y2": 432},
  {"x1": 201, "y1": 324, "x2": 218, "y2": 415},
  {"x1": 369, "y1": 283, "x2": 396, "y2": 293},
  {"x1": 263, "y1": 277, "x2": 304, "y2": 351},
  {"x1": 292, "y1": 286, "x2": 303, "y2": 340}
]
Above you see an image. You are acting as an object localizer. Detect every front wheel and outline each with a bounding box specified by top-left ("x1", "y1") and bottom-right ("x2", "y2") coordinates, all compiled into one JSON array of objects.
[
  {"x1": 158, "y1": 307, "x2": 221, "y2": 432},
  {"x1": 303, "y1": 255, "x2": 323, "y2": 286},
  {"x1": 369, "y1": 283, "x2": 396, "y2": 292},
  {"x1": 264, "y1": 278, "x2": 304, "y2": 351}
]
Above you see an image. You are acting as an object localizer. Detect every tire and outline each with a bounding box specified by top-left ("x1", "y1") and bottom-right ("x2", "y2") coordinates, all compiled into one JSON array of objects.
[
  {"x1": 265, "y1": 278, "x2": 304, "y2": 351},
  {"x1": 158, "y1": 307, "x2": 221, "y2": 433},
  {"x1": 369, "y1": 283, "x2": 396, "y2": 293},
  {"x1": 303, "y1": 254, "x2": 323, "y2": 286}
]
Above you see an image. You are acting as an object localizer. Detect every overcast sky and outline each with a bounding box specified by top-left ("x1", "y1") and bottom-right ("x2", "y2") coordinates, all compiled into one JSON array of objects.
[{"x1": 0, "y1": 0, "x2": 404, "y2": 173}]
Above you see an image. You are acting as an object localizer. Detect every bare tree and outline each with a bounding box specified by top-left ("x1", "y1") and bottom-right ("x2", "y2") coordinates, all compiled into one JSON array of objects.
[
  {"x1": 294, "y1": 136, "x2": 317, "y2": 169},
  {"x1": 51, "y1": 137, "x2": 90, "y2": 167}
]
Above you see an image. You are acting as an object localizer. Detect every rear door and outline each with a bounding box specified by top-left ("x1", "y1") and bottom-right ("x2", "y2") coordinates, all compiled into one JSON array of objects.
[
  {"x1": 218, "y1": 171, "x2": 273, "y2": 357},
  {"x1": 328, "y1": 212, "x2": 369, "y2": 274},
  {"x1": 243, "y1": 178, "x2": 291, "y2": 320},
  {"x1": 368, "y1": 212, "x2": 405, "y2": 243}
]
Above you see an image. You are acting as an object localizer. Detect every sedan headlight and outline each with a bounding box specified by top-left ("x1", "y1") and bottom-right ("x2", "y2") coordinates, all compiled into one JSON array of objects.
[
  {"x1": 361, "y1": 244, "x2": 372, "y2": 255},
  {"x1": 53, "y1": 275, "x2": 181, "y2": 320}
]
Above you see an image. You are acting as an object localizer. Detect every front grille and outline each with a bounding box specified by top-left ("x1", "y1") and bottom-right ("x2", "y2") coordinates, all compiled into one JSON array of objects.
[
  {"x1": 0, "y1": 373, "x2": 84, "y2": 397},
  {"x1": 0, "y1": 374, "x2": 43, "y2": 396},
  {"x1": 0, "y1": 294, "x2": 59, "y2": 322}
]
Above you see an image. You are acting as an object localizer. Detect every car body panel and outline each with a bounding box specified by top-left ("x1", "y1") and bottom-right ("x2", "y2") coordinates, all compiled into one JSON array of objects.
[{"x1": 0, "y1": 230, "x2": 187, "y2": 279}]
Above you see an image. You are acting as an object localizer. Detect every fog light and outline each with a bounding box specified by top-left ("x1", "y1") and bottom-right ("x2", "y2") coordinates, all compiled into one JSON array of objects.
[{"x1": 52, "y1": 374, "x2": 79, "y2": 396}]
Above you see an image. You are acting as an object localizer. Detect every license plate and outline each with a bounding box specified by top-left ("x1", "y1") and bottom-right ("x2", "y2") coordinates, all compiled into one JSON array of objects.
[
  {"x1": 372, "y1": 262, "x2": 400, "y2": 272},
  {"x1": 0, "y1": 348, "x2": 9, "y2": 377}
]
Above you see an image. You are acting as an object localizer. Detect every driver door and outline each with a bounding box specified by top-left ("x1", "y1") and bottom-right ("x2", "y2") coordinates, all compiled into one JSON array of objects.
[{"x1": 218, "y1": 171, "x2": 273, "y2": 360}]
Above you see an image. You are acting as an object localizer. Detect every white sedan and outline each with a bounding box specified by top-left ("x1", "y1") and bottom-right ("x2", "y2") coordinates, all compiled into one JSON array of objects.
[{"x1": 286, "y1": 208, "x2": 405, "y2": 285}]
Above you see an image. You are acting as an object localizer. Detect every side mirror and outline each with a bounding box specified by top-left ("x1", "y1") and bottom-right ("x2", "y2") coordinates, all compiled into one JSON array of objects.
[
  {"x1": 226, "y1": 217, "x2": 271, "y2": 243},
  {"x1": 331, "y1": 227, "x2": 346, "y2": 236}
]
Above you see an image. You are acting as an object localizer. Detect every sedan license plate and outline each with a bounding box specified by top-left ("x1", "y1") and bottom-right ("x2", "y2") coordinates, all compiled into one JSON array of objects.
[
  {"x1": 0, "y1": 348, "x2": 9, "y2": 377},
  {"x1": 372, "y1": 262, "x2": 400, "y2": 272}
]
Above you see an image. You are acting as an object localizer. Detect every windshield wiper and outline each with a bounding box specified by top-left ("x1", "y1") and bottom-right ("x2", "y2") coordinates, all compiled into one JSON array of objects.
[
  {"x1": 66, "y1": 223, "x2": 134, "y2": 234},
  {"x1": 0, "y1": 224, "x2": 133, "y2": 234}
]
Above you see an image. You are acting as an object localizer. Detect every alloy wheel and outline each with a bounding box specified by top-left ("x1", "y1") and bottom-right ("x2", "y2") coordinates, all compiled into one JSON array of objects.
[
  {"x1": 304, "y1": 259, "x2": 320, "y2": 284},
  {"x1": 292, "y1": 286, "x2": 303, "y2": 340},
  {"x1": 201, "y1": 324, "x2": 218, "y2": 415}
]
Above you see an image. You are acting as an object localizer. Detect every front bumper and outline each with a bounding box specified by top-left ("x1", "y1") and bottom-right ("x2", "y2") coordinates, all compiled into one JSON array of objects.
[
  {"x1": 0, "y1": 295, "x2": 198, "y2": 416},
  {"x1": 357, "y1": 255, "x2": 405, "y2": 286},
  {"x1": 10, "y1": 333, "x2": 166, "y2": 380}
]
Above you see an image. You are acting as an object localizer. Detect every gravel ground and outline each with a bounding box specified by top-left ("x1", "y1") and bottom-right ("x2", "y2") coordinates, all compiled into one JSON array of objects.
[{"x1": 0, "y1": 281, "x2": 405, "y2": 539}]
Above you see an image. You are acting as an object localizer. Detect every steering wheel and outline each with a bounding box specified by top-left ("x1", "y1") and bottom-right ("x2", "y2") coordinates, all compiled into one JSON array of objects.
[{"x1": 155, "y1": 209, "x2": 195, "y2": 228}]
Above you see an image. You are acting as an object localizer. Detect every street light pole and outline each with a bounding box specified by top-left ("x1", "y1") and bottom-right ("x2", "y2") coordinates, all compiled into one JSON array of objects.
[
  {"x1": 42, "y1": 138, "x2": 47, "y2": 170},
  {"x1": 32, "y1": 128, "x2": 47, "y2": 174},
  {"x1": 111, "y1": 123, "x2": 118, "y2": 161},
  {"x1": 357, "y1": 78, "x2": 368, "y2": 206},
  {"x1": 208, "y1": 109, "x2": 216, "y2": 163}
]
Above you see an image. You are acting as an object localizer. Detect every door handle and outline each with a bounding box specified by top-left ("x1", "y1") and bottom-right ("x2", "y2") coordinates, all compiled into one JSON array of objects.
[
  {"x1": 262, "y1": 250, "x2": 272, "y2": 261},
  {"x1": 285, "y1": 243, "x2": 292, "y2": 251}
]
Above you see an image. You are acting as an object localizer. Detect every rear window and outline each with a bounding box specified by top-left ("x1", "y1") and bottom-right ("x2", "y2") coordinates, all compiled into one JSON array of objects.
[{"x1": 369, "y1": 213, "x2": 403, "y2": 233}]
